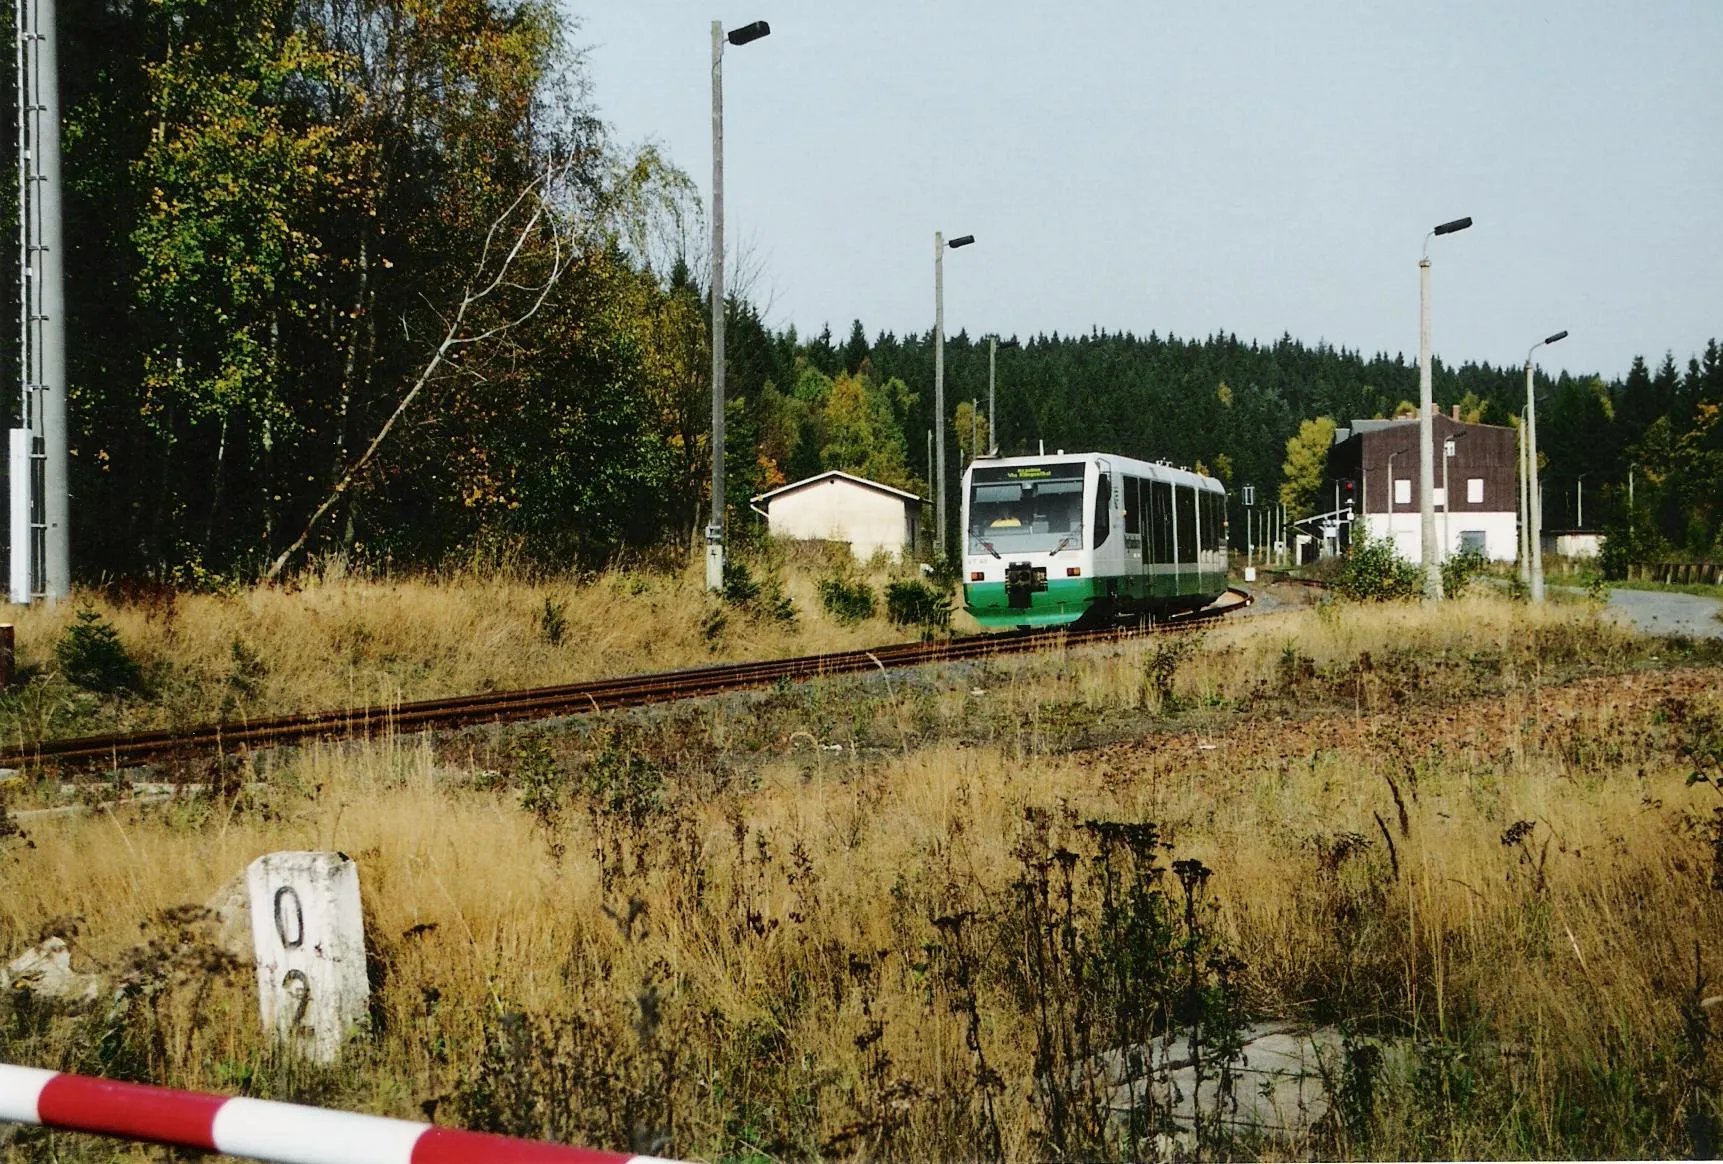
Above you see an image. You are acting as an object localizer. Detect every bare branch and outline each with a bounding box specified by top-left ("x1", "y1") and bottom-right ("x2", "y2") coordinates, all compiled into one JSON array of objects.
[{"x1": 265, "y1": 159, "x2": 580, "y2": 581}]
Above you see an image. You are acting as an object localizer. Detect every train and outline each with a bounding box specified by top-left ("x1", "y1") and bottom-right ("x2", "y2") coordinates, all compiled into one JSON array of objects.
[{"x1": 960, "y1": 451, "x2": 1229, "y2": 629}]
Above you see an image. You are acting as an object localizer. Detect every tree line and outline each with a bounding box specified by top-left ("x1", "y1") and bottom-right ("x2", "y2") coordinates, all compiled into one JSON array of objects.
[{"x1": 3, "y1": 0, "x2": 1717, "y2": 580}]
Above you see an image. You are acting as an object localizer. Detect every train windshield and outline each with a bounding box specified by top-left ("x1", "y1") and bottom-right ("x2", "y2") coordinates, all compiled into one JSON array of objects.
[{"x1": 968, "y1": 462, "x2": 1087, "y2": 556}]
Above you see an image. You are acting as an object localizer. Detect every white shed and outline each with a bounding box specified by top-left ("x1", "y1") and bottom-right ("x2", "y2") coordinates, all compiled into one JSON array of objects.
[{"x1": 751, "y1": 471, "x2": 923, "y2": 561}]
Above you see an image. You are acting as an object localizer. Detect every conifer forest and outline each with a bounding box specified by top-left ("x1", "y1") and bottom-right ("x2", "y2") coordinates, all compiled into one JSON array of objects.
[{"x1": 3, "y1": 0, "x2": 1719, "y2": 581}]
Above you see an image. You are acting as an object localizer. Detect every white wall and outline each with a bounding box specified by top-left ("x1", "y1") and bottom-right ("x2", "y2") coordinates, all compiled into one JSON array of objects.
[
  {"x1": 1361, "y1": 510, "x2": 1519, "y2": 563},
  {"x1": 1552, "y1": 532, "x2": 1602, "y2": 559},
  {"x1": 765, "y1": 479, "x2": 912, "y2": 561}
]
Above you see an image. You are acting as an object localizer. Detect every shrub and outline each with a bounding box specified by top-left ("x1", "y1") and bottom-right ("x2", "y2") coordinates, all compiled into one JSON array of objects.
[
  {"x1": 1440, "y1": 547, "x2": 1489, "y2": 597},
  {"x1": 721, "y1": 558, "x2": 760, "y2": 607},
  {"x1": 817, "y1": 577, "x2": 877, "y2": 625},
  {"x1": 722, "y1": 559, "x2": 796, "y2": 626},
  {"x1": 1599, "y1": 508, "x2": 1671, "y2": 580},
  {"x1": 885, "y1": 580, "x2": 950, "y2": 634},
  {"x1": 54, "y1": 609, "x2": 146, "y2": 694},
  {"x1": 1334, "y1": 536, "x2": 1423, "y2": 602}
]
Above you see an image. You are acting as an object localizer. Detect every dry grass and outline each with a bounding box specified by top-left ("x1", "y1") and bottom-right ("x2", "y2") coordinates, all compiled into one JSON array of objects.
[
  {"x1": 0, "y1": 546, "x2": 950, "y2": 743},
  {"x1": 4, "y1": 591, "x2": 1723, "y2": 1160}
]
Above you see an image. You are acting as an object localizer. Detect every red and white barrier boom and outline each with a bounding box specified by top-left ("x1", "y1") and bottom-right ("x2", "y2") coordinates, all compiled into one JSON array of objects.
[{"x1": 0, "y1": 1064, "x2": 677, "y2": 1164}]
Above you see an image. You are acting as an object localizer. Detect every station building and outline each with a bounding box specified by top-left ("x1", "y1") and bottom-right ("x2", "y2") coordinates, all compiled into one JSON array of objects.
[
  {"x1": 1327, "y1": 412, "x2": 1520, "y2": 562},
  {"x1": 750, "y1": 471, "x2": 923, "y2": 562}
]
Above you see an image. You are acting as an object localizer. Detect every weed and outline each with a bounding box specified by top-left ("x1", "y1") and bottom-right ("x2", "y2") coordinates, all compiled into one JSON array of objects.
[
  {"x1": 1145, "y1": 633, "x2": 1201, "y2": 711},
  {"x1": 539, "y1": 597, "x2": 569, "y2": 646}
]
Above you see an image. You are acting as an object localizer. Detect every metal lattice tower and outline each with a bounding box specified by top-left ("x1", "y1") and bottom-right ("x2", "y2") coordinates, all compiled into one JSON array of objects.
[{"x1": 11, "y1": 0, "x2": 65, "y2": 603}]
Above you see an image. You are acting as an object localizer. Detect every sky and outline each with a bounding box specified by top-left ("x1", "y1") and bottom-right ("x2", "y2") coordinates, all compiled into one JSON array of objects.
[{"x1": 571, "y1": 1, "x2": 1721, "y2": 380}]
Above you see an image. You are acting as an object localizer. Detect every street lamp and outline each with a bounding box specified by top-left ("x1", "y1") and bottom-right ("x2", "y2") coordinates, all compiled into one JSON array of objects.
[
  {"x1": 706, "y1": 17, "x2": 772, "y2": 592},
  {"x1": 1386, "y1": 445, "x2": 1410, "y2": 552},
  {"x1": 1518, "y1": 404, "x2": 1531, "y2": 585},
  {"x1": 1418, "y1": 215, "x2": 1472, "y2": 600},
  {"x1": 1442, "y1": 431, "x2": 1466, "y2": 558},
  {"x1": 1526, "y1": 329, "x2": 1567, "y2": 602},
  {"x1": 934, "y1": 231, "x2": 975, "y2": 560},
  {"x1": 1576, "y1": 471, "x2": 1590, "y2": 529},
  {"x1": 988, "y1": 336, "x2": 1019, "y2": 456}
]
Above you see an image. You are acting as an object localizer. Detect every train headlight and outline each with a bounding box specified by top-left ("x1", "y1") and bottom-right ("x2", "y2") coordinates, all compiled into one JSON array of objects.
[
  {"x1": 1066, "y1": 567, "x2": 1081, "y2": 577},
  {"x1": 969, "y1": 571, "x2": 984, "y2": 582}
]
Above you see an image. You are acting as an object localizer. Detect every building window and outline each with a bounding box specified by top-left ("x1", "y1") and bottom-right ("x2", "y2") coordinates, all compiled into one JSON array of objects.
[
  {"x1": 1433, "y1": 486, "x2": 1446, "y2": 509},
  {"x1": 1460, "y1": 530, "x2": 1486, "y2": 553},
  {"x1": 1394, "y1": 478, "x2": 1411, "y2": 505},
  {"x1": 1467, "y1": 477, "x2": 1484, "y2": 505}
]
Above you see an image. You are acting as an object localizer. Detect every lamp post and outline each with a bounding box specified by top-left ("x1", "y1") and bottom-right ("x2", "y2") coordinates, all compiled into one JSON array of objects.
[
  {"x1": 1518, "y1": 405, "x2": 1531, "y2": 586},
  {"x1": 988, "y1": 336, "x2": 1018, "y2": 456},
  {"x1": 1418, "y1": 216, "x2": 1472, "y2": 599},
  {"x1": 1526, "y1": 329, "x2": 1566, "y2": 602},
  {"x1": 1386, "y1": 446, "x2": 1410, "y2": 553},
  {"x1": 934, "y1": 231, "x2": 974, "y2": 560},
  {"x1": 1576, "y1": 471, "x2": 1590, "y2": 529},
  {"x1": 1441, "y1": 431, "x2": 1466, "y2": 558},
  {"x1": 706, "y1": 17, "x2": 771, "y2": 592}
]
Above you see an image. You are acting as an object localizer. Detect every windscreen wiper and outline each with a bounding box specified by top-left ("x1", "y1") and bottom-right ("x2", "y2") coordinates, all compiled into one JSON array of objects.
[
  {"x1": 980, "y1": 540, "x2": 1001, "y2": 559},
  {"x1": 1049, "y1": 536, "x2": 1073, "y2": 557}
]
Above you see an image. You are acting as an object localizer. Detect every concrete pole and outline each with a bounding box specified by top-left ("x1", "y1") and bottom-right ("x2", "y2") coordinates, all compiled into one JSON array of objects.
[
  {"x1": 706, "y1": 20, "x2": 725, "y2": 592},
  {"x1": 934, "y1": 231, "x2": 945, "y2": 559},
  {"x1": 1441, "y1": 438, "x2": 1454, "y2": 559},
  {"x1": 987, "y1": 336, "x2": 996, "y2": 456},
  {"x1": 1418, "y1": 257, "x2": 1441, "y2": 599},
  {"x1": 1361, "y1": 457, "x2": 1368, "y2": 535},
  {"x1": 1518, "y1": 410, "x2": 1530, "y2": 586},
  {"x1": 1527, "y1": 358, "x2": 1545, "y2": 602}
]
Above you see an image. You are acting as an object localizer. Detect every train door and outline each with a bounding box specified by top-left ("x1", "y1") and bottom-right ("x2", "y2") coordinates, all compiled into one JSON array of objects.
[
  {"x1": 1090, "y1": 460, "x2": 1112, "y2": 552},
  {"x1": 1123, "y1": 475, "x2": 1142, "y2": 574},
  {"x1": 1176, "y1": 483, "x2": 1197, "y2": 593}
]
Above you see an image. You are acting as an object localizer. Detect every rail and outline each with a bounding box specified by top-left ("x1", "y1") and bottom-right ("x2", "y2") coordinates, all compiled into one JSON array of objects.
[{"x1": 0, "y1": 588, "x2": 1252, "y2": 772}]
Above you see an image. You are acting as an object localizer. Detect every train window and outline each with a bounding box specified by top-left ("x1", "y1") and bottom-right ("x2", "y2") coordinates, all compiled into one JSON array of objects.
[
  {"x1": 1091, "y1": 472, "x2": 1111, "y2": 549},
  {"x1": 1149, "y1": 480, "x2": 1174, "y2": 563},
  {"x1": 1176, "y1": 486, "x2": 1197, "y2": 564},
  {"x1": 1124, "y1": 476, "x2": 1141, "y2": 535},
  {"x1": 968, "y1": 462, "x2": 1087, "y2": 556}
]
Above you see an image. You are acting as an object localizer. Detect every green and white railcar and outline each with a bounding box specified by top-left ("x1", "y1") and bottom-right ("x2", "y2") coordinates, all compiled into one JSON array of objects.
[{"x1": 961, "y1": 452, "x2": 1228, "y2": 629}]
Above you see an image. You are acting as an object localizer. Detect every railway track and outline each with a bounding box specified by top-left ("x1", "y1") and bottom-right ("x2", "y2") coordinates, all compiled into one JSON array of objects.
[{"x1": 0, "y1": 588, "x2": 1253, "y2": 773}]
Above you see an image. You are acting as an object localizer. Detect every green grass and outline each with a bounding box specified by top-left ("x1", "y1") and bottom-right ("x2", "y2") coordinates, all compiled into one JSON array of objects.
[{"x1": 1546, "y1": 572, "x2": 1723, "y2": 600}]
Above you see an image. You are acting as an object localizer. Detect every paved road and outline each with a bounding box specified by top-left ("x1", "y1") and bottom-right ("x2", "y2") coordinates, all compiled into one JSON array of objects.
[{"x1": 1597, "y1": 587, "x2": 1723, "y2": 639}]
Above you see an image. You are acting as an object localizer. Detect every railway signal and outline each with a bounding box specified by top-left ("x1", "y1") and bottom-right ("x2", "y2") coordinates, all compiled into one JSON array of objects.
[{"x1": 10, "y1": 0, "x2": 69, "y2": 603}]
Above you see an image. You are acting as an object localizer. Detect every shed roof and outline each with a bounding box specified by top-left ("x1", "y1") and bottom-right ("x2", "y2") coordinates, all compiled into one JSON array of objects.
[{"x1": 752, "y1": 470, "x2": 924, "y2": 507}]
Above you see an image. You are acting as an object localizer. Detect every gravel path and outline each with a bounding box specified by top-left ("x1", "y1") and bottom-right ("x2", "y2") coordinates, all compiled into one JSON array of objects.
[{"x1": 1597, "y1": 587, "x2": 1723, "y2": 639}]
